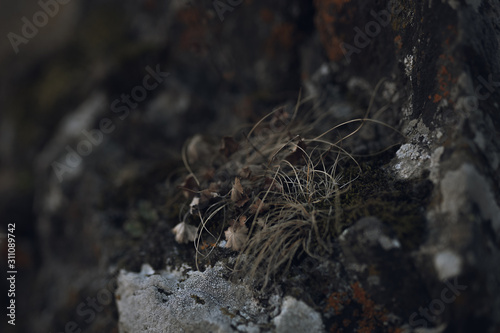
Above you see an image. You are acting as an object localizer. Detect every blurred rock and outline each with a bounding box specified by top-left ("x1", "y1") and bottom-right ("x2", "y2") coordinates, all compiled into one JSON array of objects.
[
  {"x1": 2, "y1": 0, "x2": 499, "y2": 332},
  {"x1": 273, "y1": 296, "x2": 325, "y2": 333}
]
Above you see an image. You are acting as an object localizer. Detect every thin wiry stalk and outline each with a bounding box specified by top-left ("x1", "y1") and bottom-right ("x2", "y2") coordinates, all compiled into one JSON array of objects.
[
  {"x1": 181, "y1": 139, "x2": 200, "y2": 187},
  {"x1": 179, "y1": 87, "x2": 404, "y2": 289},
  {"x1": 194, "y1": 201, "x2": 227, "y2": 270}
]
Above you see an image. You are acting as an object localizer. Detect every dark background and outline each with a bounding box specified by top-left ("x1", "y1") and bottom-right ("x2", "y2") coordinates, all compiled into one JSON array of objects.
[
  {"x1": 0, "y1": 1, "x2": 317, "y2": 332},
  {"x1": 2, "y1": 1, "x2": 500, "y2": 332}
]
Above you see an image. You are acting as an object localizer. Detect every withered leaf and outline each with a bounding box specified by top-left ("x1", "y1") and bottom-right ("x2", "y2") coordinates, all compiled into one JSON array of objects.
[
  {"x1": 230, "y1": 177, "x2": 244, "y2": 202},
  {"x1": 220, "y1": 136, "x2": 239, "y2": 157},
  {"x1": 201, "y1": 167, "x2": 215, "y2": 180},
  {"x1": 230, "y1": 177, "x2": 249, "y2": 207},
  {"x1": 172, "y1": 222, "x2": 198, "y2": 244},
  {"x1": 224, "y1": 218, "x2": 248, "y2": 251},
  {"x1": 179, "y1": 175, "x2": 199, "y2": 199},
  {"x1": 189, "y1": 196, "x2": 200, "y2": 214},
  {"x1": 249, "y1": 198, "x2": 269, "y2": 214},
  {"x1": 239, "y1": 166, "x2": 252, "y2": 179},
  {"x1": 200, "y1": 182, "x2": 220, "y2": 203},
  {"x1": 187, "y1": 134, "x2": 213, "y2": 164},
  {"x1": 236, "y1": 197, "x2": 249, "y2": 207},
  {"x1": 285, "y1": 139, "x2": 307, "y2": 165},
  {"x1": 264, "y1": 177, "x2": 283, "y2": 193}
]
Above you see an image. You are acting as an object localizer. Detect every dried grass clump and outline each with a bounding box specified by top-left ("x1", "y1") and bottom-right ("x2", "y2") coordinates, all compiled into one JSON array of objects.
[{"x1": 175, "y1": 89, "x2": 400, "y2": 288}]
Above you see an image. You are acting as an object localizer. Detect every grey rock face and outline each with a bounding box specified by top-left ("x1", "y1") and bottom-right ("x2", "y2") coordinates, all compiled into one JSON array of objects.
[
  {"x1": 272, "y1": 297, "x2": 325, "y2": 333},
  {"x1": 116, "y1": 264, "x2": 324, "y2": 333},
  {"x1": 315, "y1": 0, "x2": 500, "y2": 331},
  {"x1": 339, "y1": 217, "x2": 429, "y2": 321},
  {"x1": 5, "y1": 0, "x2": 500, "y2": 332}
]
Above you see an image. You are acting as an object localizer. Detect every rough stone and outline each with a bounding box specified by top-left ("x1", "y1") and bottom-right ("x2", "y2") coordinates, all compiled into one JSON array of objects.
[
  {"x1": 272, "y1": 296, "x2": 324, "y2": 333},
  {"x1": 3, "y1": 0, "x2": 500, "y2": 332},
  {"x1": 117, "y1": 263, "x2": 329, "y2": 333}
]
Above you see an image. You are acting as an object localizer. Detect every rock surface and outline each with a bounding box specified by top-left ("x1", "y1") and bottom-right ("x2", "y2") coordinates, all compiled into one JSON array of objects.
[
  {"x1": 116, "y1": 263, "x2": 324, "y2": 333},
  {"x1": 117, "y1": 264, "x2": 264, "y2": 333},
  {"x1": 273, "y1": 297, "x2": 325, "y2": 333},
  {"x1": 1, "y1": 0, "x2": 500, "y2": 333}
]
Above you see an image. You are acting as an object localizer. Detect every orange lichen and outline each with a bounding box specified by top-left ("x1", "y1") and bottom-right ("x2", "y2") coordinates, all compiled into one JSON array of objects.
[
  {"x1": 331, "y1": 0, "x2": 352, "y2": 7},
  {"x1": 176, "y1": 7, "x2": 205, "y2": 25},
  {"x1": 259, "y1": 8, "x2": 274, "y2": 23},
  {"x1": 176, "y1": 8, "x2": 209, "y2": 54},
  {"x1": 330, "y1": 323, "x2": 340, "y2": 333},
  {"x1": 314, "y1": 0, "x2": 354, "y2": 61},
  {"x1": 394, "y1": 35, "x2": 402, "y2": 50},
  {"x1": 388, "y1": 328, "x2": 404, "y2": 333},
  {"x1": 351, "y1": 282, "x2": 387, "y2": 333},
  {"x1": 266, "y1": 23, "x2": 295, "y2": 57},
  {"x1": 324, "y1": 282, "x2": 399, "y2": 333},
  {"x1": 444, "y1": 25, "x2": 457, "y2": 46},
  {"x1": 431, "y1": 54, "x2": 457, "y2": 103},
  {"x1": 325, "y1": 290, "x2": 350, "y2": 314},
  {"x1": 431, "y1": 26, "x2": 459, "y2": 104},
  {"x1": 222, "y1": 71, "x2": 235, "y2": 81},
  {"x1": 199, "y1": 241, "x2": 217, "y2": 250}
]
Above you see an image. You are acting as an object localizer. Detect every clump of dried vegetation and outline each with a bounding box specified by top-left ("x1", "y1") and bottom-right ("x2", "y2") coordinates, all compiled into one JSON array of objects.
[{"x1": 172, "y1": 90, "x2": 400, "y2": 288}]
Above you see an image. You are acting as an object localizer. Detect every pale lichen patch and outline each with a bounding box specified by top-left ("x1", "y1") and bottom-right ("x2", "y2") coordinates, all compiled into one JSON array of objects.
[
  {"x1": 434, "y1": 250, "x2": 462, "y2": 281},
  {"x1": 440, "y1": 164, "x2": 500, "y2": 233},
  {"x1": 393, "y1": 143, "x2": 431, "y2": 179}
]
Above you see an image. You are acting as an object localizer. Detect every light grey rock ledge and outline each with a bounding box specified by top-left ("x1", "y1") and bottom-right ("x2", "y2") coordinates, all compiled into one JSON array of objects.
[{"x1": 116, "y1": 264, "x2": 325, "y2": 333}]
